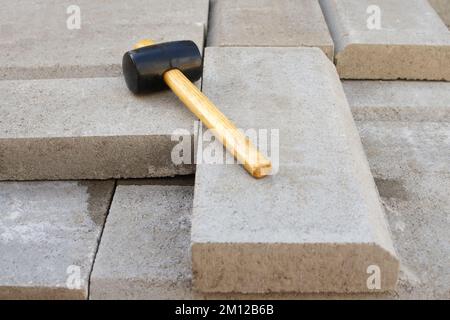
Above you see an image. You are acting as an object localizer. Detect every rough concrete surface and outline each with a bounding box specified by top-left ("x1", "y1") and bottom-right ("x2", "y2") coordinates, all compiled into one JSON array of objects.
[
  {"x1": 320, "y1": 0, "x2": 450, "y2": 80},
  {"x1": 0, "y1": 77, "x2": 198, "y2": 180},
  {"x1": 90, "y1": 185, "x2": 193, "y2": 300},
  {"x1": 429, "y1": 0, "x2": 450, "y2": 27},
  {"x1": 357, "y1": 121, "x2": 450, "y2": 299},
  {"x1": 87, "y1": 121, "x2": 449, "y2": 299},
  {"x1": 343, "y1": 81, "x2": 450, "y2": 122},
  {"x1": 191, "y1": 47, "x2": 398, "y2": 294},
  {"x1": 0, "y1": 180, "x2": 114, "y2": 299},
  {"x1": 93, "y1": 124, "x2": 450, "y2": 301},
  {"x1": 0, "y1": 0, "x2": 208, "y2": 80},
  {"x1": 207, "y1": 0, "x2": 334, "y2": 59}
]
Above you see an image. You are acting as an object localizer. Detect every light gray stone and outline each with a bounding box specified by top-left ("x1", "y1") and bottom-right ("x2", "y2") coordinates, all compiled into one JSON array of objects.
[
  {"x1": 86, "y1": 131, "x2": 449, "y2": 299},
  {"x1": 0, "y1": 1, "x2": 206, "y2": 181},
  {"x1": 320, "y1": 0, "x2": 450, "y2": 80},
  {"x1": 90, "y1": 184, "x2": 193, "y2": 300},
  {"x1": 429, "y1": 0, "x2": 450, "y2": 27},
  {"x1": 0, "y1": 0, "x2": 208, "y2": 80},
  {"x1": 207, "y1": 0, "x2": 334, "y2": 59},
  {"x1": 89, "y1": 122, "x2": 448, "y2": 300},
  {"x1": 191, "y1": 47, "x2": 399, "y2": 293},
  {"x1": 343, "y1": 81, "x2": 450, "y2": 122},
  {"x1": 0, "y1": 180, "x2": 114, "y2": 299},
  {"x1": 357, "y1": 121, "x2": 450, "y2": 299},
  {"x1": 0, "y1": 77, "x2": 198, "y2": 180}
]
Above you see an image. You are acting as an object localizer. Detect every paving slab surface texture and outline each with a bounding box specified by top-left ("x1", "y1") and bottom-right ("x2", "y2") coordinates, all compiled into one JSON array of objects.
[
  {"x1": 207, "y1": 0, "x2": 334, "y2": 59},
  {"x1": 320, "y1": 0, "x2": 450, "y2": 80},
  {"x1": 343, "y1": 81, "x2": 450, "y2": 122},
  {"x1": 90, "y1": 183, "x2": 193, "y2": 300},
  {"x1": 191, "y1": 47, "x2": 399, "y2": 294},
  {"x1": 88, "y1": 121, "x2": 449, "y2": 300},
  {"x1": 0, "y1": 180, "x2": 114, "y2": 299},
  {"x1": 0, "y1": 76, "x2": 198, "y2": 180},
  {"x1": 0, "y1": 1, "x2": 208, "y2": 180},
  {"x1": 357, "y1": 121, "x2": 450, "y2": 299},
  {"x1": 0, "y1": 0, "x2": 209, "y2": 80},
  {"x1": 429, "y1": 0, "x2": 450, "y2": 27}
]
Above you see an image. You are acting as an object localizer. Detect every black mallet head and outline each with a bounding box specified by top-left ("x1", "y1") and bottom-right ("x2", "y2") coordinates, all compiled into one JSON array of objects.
[{"x1": 122, "y1": 40, "x2": 203, "y2": 94}]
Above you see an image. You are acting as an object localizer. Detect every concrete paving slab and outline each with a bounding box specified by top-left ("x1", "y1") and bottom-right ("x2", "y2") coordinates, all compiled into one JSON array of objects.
[
  {"x1": 357, "y1": 121, "x2": 450, "y2": 299},
  {"x1": 207, "y1": 0, "x2": 334, "y2": 59},
  {"x1": 91, "y1": 121, "x2": 449, "y2": 299},
  {"x1": 0, "y1": 76, "x2": 197, "y2": 180},
  {"x1": 320, "y1": 0, "x2": 450, "y2": 80},
  {"x1": 90, "y1": 184, "x2": 193, "y2": 300},
  {"x1": 429, "y1": 0, "x2": 450, "y2": 27},
  {"x1": 0, "y1": 180, "x2": 114, "y2": 299},
  {"x1": 0, "y1": 0, "x2": 208, "y2": 80},
  {"x1": 343, "y1": 81, "x2": 450, "y2": 122},
  {"x1": 191, "y1": 47, "x2": 399, "y2": 293}
]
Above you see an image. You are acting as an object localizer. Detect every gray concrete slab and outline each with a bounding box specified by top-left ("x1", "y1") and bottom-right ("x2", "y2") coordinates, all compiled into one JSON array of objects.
[
  {"x1": 0, "y1": 180, "x2": 114, "y2": 299},
  {"x1": 356, "y1": 121, "x2": 450, "y2": 299},
  {"x1": 91, "y1": 123, "x2": 450, "y2": 300},
  {"x1": 0, "y1": 0, "x2": 208, "y2": 80},
  {"x1": 0, "y1": 76, "x2": 198, "y2": 180},
  {"x1": 90, "y1": 185, "x2": 193, "y2": 300},
  {"x1": 343, "y1": 81, "x2": 450, "y2": 122},
  {"x1": 429, "y1": 0, "x2": 450, "y2": 27},
  {"x1": 191, "y1": 47, "x2": 398, "y2": 293},
  {"x1": 207, "y1": 0, "x2": 334, "y2": 59},
  {"x1": 320, "y1": 0, "x2": 450, "y2": 80}
]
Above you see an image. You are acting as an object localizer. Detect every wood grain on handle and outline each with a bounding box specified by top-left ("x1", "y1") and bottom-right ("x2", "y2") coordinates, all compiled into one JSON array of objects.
[
  {"x1": 164, "y1": 69, "x2": 272, "y2": 178},
  {"x1": 134, "y1": 39, "x2": 272, "y2": 178}
]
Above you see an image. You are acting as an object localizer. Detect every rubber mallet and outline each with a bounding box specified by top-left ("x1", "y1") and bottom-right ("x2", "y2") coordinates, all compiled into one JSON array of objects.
[{"x1": 122, "y1": 40, "x2": 272, "y2": 178}]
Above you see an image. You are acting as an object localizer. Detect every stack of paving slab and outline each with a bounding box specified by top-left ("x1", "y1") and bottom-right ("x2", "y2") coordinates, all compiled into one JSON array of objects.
[
  {"x1": 0, "y1": 0, "x2": 208, "y2": 299},
  {"x1": 1, "y1": 0, "x2": 449, "y2": 300}
]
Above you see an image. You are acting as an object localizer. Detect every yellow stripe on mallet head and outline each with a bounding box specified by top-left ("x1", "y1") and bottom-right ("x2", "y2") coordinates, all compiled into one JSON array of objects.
[{"x1": 133, "y1": 39, "x2": 155, "y2": 49}]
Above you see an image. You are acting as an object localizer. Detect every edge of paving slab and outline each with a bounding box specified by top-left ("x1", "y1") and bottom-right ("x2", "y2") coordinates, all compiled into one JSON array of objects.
[
  {"x1": 87, "y1": 180, "x2": 117, "y2": 299},
  {"x1": 192, "y1": 242, "x2": 399, "y2": 294},
  {"x1": 334, "y1": 44, "x2": 450, "y2": 81},
  {"x1": 343, "y1": 80, "x2": 450, "y2": 122},
  {"x1": 429, "y1": 0, "x2": 450, "y2": 28},
  {"x1": 319, "y1": 0, "x2": 450, "y2": 80},
  {"x1": 0, "y1": 286, "x2": 86, "y2": 300},
  {"x1": 0, "y1": 136, "x2": 196, "y2": 181}
]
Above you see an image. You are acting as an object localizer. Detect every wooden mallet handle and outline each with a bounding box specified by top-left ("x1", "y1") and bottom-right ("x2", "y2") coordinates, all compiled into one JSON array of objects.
[{"x1": 134, "y1": 40, "x2": 272, "y2": 178}]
